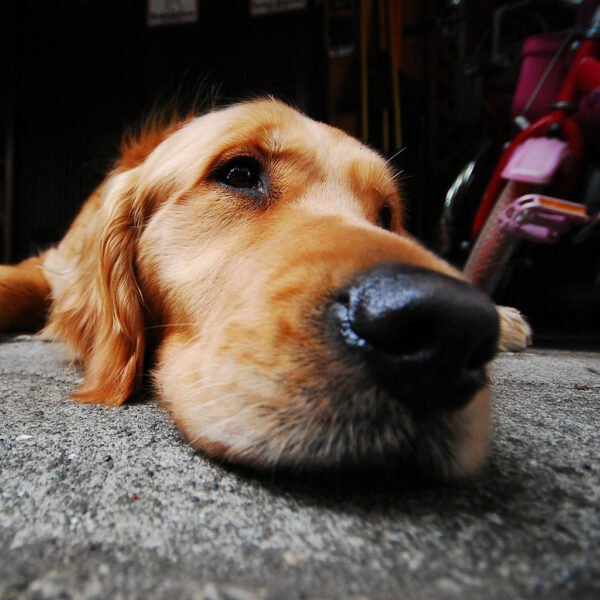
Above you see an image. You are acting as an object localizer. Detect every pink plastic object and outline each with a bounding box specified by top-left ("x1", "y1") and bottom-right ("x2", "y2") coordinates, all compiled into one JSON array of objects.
[
  {"x1": 511, "y1": 34, "x2": 573, "y2": 121},
  {"x1": 512, "y1": 33, "x2": 600, "y2": 138},
  {"x1": 501, "y1": 137, "x2": 572, "y2": 184},
  {"x1": 499, "y1": 193, "x2": 590, "y2": 243}
]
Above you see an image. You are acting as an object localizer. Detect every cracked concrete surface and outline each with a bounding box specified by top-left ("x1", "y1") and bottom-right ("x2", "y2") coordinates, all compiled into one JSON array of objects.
[{"x1": 1, "y1": 335, "x2": 599, "y2": 599}]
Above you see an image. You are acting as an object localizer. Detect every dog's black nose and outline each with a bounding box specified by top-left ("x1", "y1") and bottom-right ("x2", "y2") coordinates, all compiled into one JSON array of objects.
[{"x1": 329, "y1": 263, "x2": 499, "y2": 412}]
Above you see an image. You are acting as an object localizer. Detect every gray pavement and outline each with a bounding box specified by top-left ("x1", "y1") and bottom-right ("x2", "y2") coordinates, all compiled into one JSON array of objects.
[{"x1": 0, "y1": 334, "x2": 599, "y2": 600}]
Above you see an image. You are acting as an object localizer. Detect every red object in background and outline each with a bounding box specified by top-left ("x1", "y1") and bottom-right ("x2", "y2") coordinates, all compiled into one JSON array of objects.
[
  {"x1": 472, "y1": 25, "x2": 600, "y2": 238},
  {"x1": 511, "y1": 34, "x2": 573, "y2": 123}
]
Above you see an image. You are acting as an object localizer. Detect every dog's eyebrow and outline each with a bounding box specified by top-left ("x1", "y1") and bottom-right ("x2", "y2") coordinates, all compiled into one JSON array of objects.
[{"x1": 208, "y1": 131, "x2": 324, "y2": 180}]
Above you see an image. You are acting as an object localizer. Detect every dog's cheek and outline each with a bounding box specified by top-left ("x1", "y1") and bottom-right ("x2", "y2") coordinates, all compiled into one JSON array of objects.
[{"x1": 153, "y1": 333, "x2": 278, "y2": 454}]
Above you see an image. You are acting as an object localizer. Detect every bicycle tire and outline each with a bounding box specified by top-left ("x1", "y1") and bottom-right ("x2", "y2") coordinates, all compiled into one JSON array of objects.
[{"x1": 463, "y1": 181, "x2": 531, "y2": 296}]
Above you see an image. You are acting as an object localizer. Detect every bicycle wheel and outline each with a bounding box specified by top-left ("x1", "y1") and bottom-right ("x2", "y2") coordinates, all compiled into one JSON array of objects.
[{"x1": 463, "y1": 180, "x2": 531, "y2": 296}]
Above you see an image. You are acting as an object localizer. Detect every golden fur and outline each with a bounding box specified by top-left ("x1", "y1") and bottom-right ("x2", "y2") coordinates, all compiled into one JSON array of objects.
[{"x1": 0, "y1": 99, "x2": 531, "y2": 478}]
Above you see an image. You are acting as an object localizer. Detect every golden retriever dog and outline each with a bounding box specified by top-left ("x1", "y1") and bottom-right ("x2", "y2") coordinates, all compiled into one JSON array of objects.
[{"x1": 0, "y1": 99, "x2": 530, "y2": 479}]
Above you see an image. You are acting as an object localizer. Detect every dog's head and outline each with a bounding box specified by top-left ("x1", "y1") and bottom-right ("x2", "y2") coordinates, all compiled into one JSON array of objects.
[{"x1": 48, "y1": 99, "x2": 500, "y2": 479}]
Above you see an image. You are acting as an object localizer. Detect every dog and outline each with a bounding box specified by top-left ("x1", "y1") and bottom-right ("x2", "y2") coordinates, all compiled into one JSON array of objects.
[{"x1": 0, "y1": 99, "x2": 531, "y2": 479}]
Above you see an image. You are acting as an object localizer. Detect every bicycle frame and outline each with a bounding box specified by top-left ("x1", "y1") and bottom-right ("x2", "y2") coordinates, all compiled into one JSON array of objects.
[{"x1": 471, "y1": 16, "x2": 600, "y2": 240}]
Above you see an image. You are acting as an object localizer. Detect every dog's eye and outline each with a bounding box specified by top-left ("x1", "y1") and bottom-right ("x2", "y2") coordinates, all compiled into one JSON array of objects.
[
  {"x1": 217, "y1": 157, "x2": 262, "y2": 190},
  {"x1": 377, "y1": 204, "x2": 393, "y2": 230}
]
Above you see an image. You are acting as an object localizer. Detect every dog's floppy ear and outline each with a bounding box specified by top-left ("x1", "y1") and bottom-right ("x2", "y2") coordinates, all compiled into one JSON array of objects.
[{"x1": 45, "y1": 168, "x2": 146, "y2": 407}]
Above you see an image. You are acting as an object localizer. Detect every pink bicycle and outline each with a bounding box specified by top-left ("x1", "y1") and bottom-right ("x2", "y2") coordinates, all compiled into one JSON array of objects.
[{"x1": 460, "y1": 0, "x2": 600, "y2": 297}]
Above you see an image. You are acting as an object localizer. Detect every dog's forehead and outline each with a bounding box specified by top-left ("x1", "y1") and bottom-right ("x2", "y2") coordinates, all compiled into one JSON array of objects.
[{"x1": 196, "y1": 100, "x2": 393, "y2": 183}]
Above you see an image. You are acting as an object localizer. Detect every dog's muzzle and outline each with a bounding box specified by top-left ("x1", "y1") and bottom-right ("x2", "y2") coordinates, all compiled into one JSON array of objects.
[{"x1": 327, "y1": 263, "x2": 500, "y2": 412}]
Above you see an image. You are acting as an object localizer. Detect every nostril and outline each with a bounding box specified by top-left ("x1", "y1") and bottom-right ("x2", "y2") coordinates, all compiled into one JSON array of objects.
[
  {"x1": 332, "y1": 289, "x2": 440, "y2": 358},
  {"x1": 375, "y1": 320, "x2": 438, "y2": 359},
  {"x1": 349, "y1": 285, "x2": 441, "y2": 357}
]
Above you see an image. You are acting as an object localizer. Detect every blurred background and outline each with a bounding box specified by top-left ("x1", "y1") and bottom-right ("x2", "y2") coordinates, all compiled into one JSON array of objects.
[{"x1": 1, "y1": 0, "x2": 598, "y2": 340}]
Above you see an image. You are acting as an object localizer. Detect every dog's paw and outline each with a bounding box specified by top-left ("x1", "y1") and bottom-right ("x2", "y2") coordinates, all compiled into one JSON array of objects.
[{"x1": 496, "y1": 305, "x2": 532, "y2": 352}]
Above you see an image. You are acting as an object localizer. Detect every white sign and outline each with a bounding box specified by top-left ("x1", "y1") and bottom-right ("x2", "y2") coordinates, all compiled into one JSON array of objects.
[
  {"x1": 147, "y1": 0, "x2": 198, "y2": 27},
  {"x1": 250, "y1": 0, "x2": 307, "y2": 16}
]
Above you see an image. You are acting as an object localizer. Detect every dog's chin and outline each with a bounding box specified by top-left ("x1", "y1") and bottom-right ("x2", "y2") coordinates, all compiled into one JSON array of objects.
[
  {"x1": 248, "y1": 388, "x2": 489, "y2": 481},
  {"x1": 163, "y1": 360, "x2": 491, "y2": 482}
]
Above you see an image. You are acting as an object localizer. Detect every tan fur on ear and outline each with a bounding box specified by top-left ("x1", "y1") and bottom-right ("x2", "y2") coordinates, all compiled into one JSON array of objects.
[{"x1": 44, "y1": 170, "x2": 145, "y2": 406}]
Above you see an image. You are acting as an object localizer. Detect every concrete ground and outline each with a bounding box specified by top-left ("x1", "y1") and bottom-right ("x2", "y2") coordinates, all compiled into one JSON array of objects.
[{"x1": 0, "y1": 334, "x2": 598, "y2": 600}]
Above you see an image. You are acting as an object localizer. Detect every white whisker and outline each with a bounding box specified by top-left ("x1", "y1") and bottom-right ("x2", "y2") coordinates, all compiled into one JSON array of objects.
[{"x1": 385, "y1": 147, "x2": 406, "y2": 165}]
